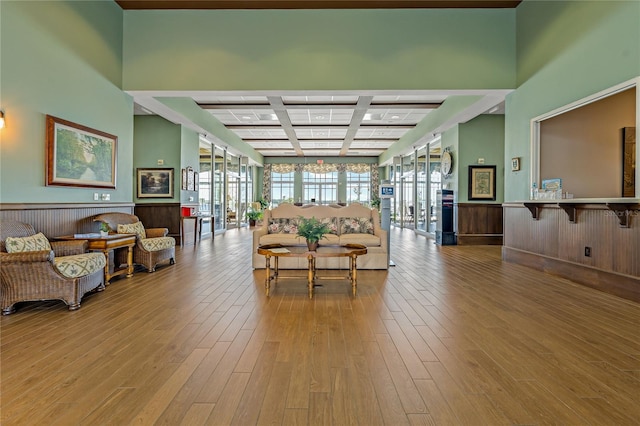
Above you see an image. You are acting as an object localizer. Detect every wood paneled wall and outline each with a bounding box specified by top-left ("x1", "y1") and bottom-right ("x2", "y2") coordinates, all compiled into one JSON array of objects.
[
  {"x1": 456, "y1": 203, "x2": 503, "y2": 245},
  {"x1": 503, "y1": 203, "x2": 640, "y2": 302},
  {"x1": 134, "y1": 203, "x2": 181, "y2": 240},
  {"x1": 0, "y1": 203, "x2": 134, "y2": 239}
]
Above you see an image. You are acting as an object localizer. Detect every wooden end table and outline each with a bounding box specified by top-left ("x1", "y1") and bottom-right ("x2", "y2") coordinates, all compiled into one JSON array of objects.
[
  {"x1": 257, "y1": 244, "x2": 367, "y2": 298},
  {"x1": 55, "y1": 234, "x2": 136, "y2": 283}
]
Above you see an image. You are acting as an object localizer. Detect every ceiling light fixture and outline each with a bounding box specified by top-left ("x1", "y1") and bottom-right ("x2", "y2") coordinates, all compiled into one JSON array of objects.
[{"x1": 0, "y1": 110, "x2": 5, "y2": 129}]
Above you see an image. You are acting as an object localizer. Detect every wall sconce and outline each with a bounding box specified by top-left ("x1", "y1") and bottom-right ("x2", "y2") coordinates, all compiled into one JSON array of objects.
[{"x1": 0, "y1": 110, "x2": 5, "y2": 129}]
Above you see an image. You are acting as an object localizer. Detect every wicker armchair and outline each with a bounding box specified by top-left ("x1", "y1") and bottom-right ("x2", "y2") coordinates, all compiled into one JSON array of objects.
[
  {"x1": 93, "y1": 213, "x2": 175, "y2": 272},
  {"x1": 0, "y1": 220, "x2": 105, "y2": 315}
]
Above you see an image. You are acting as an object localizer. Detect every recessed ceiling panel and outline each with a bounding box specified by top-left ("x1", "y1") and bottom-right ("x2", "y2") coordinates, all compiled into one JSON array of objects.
[
  {"x1": 287, "y1": 109, "x2": 353, "y2": 125},
  {"x1": 362, "y1": 108, "x2": 431, "y2": 124},
  {"x1": 246, "y1": 140, "x2": 293, "y2": 149},
  {"x1": 282, "y1": 95, "x2": 358, "y2": 103},
  {"x1": 355, "y1": 128, "x2": 409, "y2": 139},
  {"x1": 295, "y1": 128, "x2": 348, "y2": 139},
  {"x1": 301, "y1": 150, "x2": 342, "y2": 156},
  {"x1": 232, "y1": 129, "x2": 288, "y2": 139},
  {"x1": 350, "y1": 140, "x2": 395, "y2": 149},
  {"x1": 299, "y1": 140, "x2": 344, "y2": 149}
]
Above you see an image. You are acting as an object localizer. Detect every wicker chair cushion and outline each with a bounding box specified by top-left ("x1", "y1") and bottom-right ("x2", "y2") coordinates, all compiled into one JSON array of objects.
[
  {"x1": 140, "y1": 236, "x2": 175, "y2": 252},
  {"x1": 340, "y1": 217, "x2": 375, "y2": 235},
  {"x1": 5, "y1": 232, "x2": 52, "y2": 253},
  {"x1": 117, "y1": 222, "x2": 146, "y2": 239},
  {"x1": 54, "y1": 253, "x2": 106, "y2": 278}
]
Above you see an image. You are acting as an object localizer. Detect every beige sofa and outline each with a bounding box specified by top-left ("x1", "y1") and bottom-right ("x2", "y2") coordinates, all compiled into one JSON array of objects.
[{"x1": 252, "y1": 203, "x2": 388, "y2": 270}]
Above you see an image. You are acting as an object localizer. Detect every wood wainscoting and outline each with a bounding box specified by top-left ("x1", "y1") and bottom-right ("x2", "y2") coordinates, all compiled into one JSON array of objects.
[
  {"x1": 456, "y1": 203, "x2": 503, "y2": 245},
  {"x1": 0, "y1": 203, "x2": 134, "y2": 239},
  {"x1": 135, "y1": 202, "x2": 201, "y2": 245},
  {"x1": 503, "y1": 202, "x2": 640, "y2": 302}
]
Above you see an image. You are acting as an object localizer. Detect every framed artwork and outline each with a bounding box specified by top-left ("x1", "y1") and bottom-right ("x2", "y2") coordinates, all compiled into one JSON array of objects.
[
  {"x1": 46, "y1": 115, "x2": 117, "y2": 188},
  {"x1": 622, "y1": 127, "x2": 636, "y2": 197},
  {"x1": 187, "y1": 167, "x2": 195, "y2": 191},
  {"x1": 181, "y1": 168, "x2": 188, "y2": 190},
  {"x1": 137, "y1": 168, "x2": 174, "y2": 198},
  {"x1": 468, "y1": 165, "x2": 496, "y2": 200},
  {"x1": 511, "y1": 157, "x2": 521, "y2": 172}
]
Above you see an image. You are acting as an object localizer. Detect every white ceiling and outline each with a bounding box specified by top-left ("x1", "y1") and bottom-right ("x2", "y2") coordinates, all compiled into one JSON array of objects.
[{"x1": 133, "y1": 90, "x2": 506, "y2": 159}]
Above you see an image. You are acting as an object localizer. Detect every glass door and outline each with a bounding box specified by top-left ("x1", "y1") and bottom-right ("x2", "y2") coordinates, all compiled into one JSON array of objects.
[
  {"x1": 198, "y1": 141, "x2": 213, "y2": 237},
  {"x1": 213, "y1": 146, "x2": 225, "y2": 231},
  {"x1": 428, "y1": 141, "x2": 442, "y2": 234},
  {"x1": 416, "y1": 146, "x2": 428, "y2": 232},
  {"x1": 226, "y1": 152, "x2": 240, "y2": 228}
]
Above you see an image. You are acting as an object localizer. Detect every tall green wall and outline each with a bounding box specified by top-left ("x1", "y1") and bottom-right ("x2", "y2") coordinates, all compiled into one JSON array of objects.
[
  {"x1": 505, "y1": 0, "x2": 640, "y2": 201},
  {"x1": 0, "y1": 0, "x2": 133, "y2": 203},
  {"x1": 123, "y1": 9, "x2": 515, "y2": 91}
]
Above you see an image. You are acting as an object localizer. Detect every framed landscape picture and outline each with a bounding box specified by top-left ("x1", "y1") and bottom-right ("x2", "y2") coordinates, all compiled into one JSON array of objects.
[
  {"x1": 468, "y1": 165, "x2": 496, "y2": 200},
  {"x1": 46, "y1": 115, "x2": 117, "y2": 188},
  {"x1": 137, "y1": 168, "x2": 174, "y2": 198}
]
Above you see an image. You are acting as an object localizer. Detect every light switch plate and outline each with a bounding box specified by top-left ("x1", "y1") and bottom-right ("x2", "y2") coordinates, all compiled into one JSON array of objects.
[{"x1": 157, "y1": 159, "x2": 164, "y2": 165}]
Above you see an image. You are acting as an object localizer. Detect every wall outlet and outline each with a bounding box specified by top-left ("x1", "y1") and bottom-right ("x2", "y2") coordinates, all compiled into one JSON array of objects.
[
  {"x1": 584, "y1": 246, "x2": 591, "y2": 257},
  {"x1": 93, "y1": 193, "x2": 99, "y2": 201},
  {"x1": 101, "y1": 193, "x2": 110, "y2": 201}
]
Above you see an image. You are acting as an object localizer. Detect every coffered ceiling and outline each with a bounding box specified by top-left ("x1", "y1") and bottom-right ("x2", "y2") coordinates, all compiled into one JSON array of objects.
[{"x1": 193, "y1": 94, "x2": 444, "y2": 157}]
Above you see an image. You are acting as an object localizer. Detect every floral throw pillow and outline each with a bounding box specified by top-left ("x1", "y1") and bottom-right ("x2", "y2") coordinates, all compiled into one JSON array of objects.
[
  {"x1": 320, "y1": 217, "x2": 339, "y2": 235},
  {"x1": 117, "y1": 221, "x2": 146, "y2": 239},
  {"x1": 340, "y1": 217, "x2": 374, "y2": 235},
  {"x1": 268, "y1": 218, "x2": 299, "y2": 234},
  {"x1": 5, "y1": 232, "x2": 52, "y2": 253}
]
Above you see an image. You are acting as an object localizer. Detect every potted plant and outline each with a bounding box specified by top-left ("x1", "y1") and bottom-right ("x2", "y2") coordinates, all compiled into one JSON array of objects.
[
  {"x1": 296, "y1": 216, "x2": 330, "y2": 251},
  {"x1": 99, "y1": 222, "x2": 110, "y2": 237},
  {"x1": 246, "y1": 209, "x2": 263, "y2": 227}
]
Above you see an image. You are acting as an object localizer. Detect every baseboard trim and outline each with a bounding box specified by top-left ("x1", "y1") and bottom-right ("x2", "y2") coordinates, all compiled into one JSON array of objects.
[
  {"x1": 457, "y1": 234, "x2": 503, "y2": 245},
  {"x1": 502, "y1": 246, "x2": 640, "y2": 303}
]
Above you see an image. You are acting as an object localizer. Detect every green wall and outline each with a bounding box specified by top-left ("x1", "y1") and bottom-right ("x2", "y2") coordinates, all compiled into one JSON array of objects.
[
  {"x1": 505, "y1": 0, "x2": 640, "y2": 201},
  {"x1": 458, "y1": 115, "x2": 505, "y2": 203},
  {"x1": 0, "y1": 0, "x2": 133, "y2": 203},
  {"x1": 123, "y1": 9, "x2": 515, "y2": 91}
]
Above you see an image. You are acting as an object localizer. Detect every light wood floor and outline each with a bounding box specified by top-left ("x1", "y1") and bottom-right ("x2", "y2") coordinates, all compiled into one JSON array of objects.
[{"x1": 1, "y1": 227, "x2": 639, "y2": 425}]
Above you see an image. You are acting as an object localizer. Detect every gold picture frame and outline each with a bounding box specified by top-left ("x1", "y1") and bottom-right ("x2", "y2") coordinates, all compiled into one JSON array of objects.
[{"x1": 468, "y1": 165, "x2": 496, "y2": 201}]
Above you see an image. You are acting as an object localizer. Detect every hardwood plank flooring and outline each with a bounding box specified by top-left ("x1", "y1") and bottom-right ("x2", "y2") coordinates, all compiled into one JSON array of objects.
[{"x1": 2, "y1": 227, "x2": 640, "y2": 425}]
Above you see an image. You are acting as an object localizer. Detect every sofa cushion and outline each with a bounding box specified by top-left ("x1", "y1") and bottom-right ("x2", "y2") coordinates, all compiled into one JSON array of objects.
[
  {"x1": 140, "y1": 236, "x2": 175, "y2": 252},
  {"x1": 118, "y1": 221, "x2": 146, "y2": 239},
  {"x1": 340, "y1": 217, "x2": 374, "y2": 235},
  {"x1": 268, "y1": 218, "x2": 299, "y2": 234},
  {"x1": 320, "y1": 217, "x2": 339, "y2": 235},
  {"x1": 5, "y1": 232, "x2": 52, "y2": 253},
  {"x1": 260, "y1": 233, "x2": 304, "y2": 246},
  {"x1": 320, "y1": 234, "x2": 340, "y2": 245},
  {"x1": 54, "y1": 253, "x2": 106, "y2": 278},
  {"x1": 339, "y1": 233, "x2": 381, "y2": 247}
]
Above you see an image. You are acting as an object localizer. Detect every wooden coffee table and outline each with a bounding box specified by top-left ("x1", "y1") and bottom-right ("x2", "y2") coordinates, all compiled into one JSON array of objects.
[
  {"x1": 55, "y1": 234, "x2": 136, "y2": 283},
  {"x1": 257, "y1": 243, "x2": 367, "y2": 298}
]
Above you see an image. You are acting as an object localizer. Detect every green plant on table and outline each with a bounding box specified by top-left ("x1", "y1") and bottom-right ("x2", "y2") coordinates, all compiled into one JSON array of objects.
[{"x1": 296, "y1": 216, "x2": 330, "y2": 244}]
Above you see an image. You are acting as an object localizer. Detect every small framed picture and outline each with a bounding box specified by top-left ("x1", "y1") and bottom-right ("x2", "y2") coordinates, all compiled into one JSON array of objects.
[
  {"x1": 511, "y1": 157, "x2": 521, "y2": 172},
  {"x1": 137, "y1": 168, "x2": 174, "y2": 198}
]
